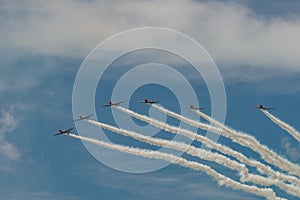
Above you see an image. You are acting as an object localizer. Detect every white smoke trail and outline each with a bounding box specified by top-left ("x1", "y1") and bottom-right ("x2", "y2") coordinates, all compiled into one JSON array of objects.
[
  {"x1": 86, "y1": 119, "x2": 300, "y2": 197},
  {"x1": 115, "y1": 106, "x2": 300, "y2": 186},
  {"x1": 67, "y1": 133, "x2": 285, "y2": 200},
  {"x1": 150, "y1": 104, "x2": 300, "y2": 177},
  {"x1": 191, "y1": 108, "x2": 300, "y2": 178},
  {"x1": 262, "y1": 110, "x2": 300, "y2": 143},
  {"x1": 85, "y1": 119, "x2": 248, "y2": 179},
  {"x1": 248, "y1": 174, "x2": 300, "y2": 197},
  {"x1": 151, "y1": 104, "x2": 253, "y2": 145}
]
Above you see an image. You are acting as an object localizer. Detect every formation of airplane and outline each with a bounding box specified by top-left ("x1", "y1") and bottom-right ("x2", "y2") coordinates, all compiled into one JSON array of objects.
[
  {"x1": 73, "y1": 114, "x2": 94, "y2": 122},
  {"x1": 102, "y1": 101, "x2": 124, "y2": 107},
  {"x1": 55, "y1": 99, "x2": 157, "y2": 136},
  {"x1": 137, "y1": 99, "x2": 160, "y2": 104},
  {"x1": 189, "y1": 105, "x2": 205, "y2": 110},
  {"x1": 54, "y1": 128, "x2": 73, "y2": 136},
  {"x1": 255, "y1": 104, "x2": 274, "y2": 110},
  {"x1": 55, "y1": 100, "x2": 275, "y2": 136}
]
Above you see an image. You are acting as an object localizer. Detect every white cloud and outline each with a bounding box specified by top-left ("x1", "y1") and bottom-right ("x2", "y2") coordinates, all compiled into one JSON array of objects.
[
  {"x1": 1, "y1": 0, "x2": 300, "y2": 75},
  {"x1": 0, "y1": 105, "x2": 21, "y2": 161},
  {"x1": 280, "y1": 137, "x2": 300, "y2": 162}
]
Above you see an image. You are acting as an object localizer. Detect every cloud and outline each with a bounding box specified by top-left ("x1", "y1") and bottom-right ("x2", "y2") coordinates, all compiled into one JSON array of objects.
[
  {"x1": 280, "y1": 137, "x2": 300, "y2": 162},
  {"x1": 1, "y1": 0, "x2": 300, "y2": 75},
  {"x1": 0, "y1": 105, "x2": 21, "y2": 161},
  {"x1": 0, "y1": 190, "x2": 81, "y2": 200}
]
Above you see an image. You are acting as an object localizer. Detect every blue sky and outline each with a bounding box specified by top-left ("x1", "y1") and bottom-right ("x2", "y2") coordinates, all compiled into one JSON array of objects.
[{"x1": 1, "y1": 0, "x2": 300, "y2": 199}]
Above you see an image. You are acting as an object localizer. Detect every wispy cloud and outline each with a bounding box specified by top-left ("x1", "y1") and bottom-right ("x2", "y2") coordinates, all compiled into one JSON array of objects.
[
  {"x1": 280, "y1": 137, "x2": 300, "y2": 162},
  {"x1": 0, "y1": 105, "x2": 21, "y2": 161},
  {"x1": 0, "y1": 189, "x2": 80, "y2": 200},
  {"x1": 1, "y1": 0, "x2": 300, "y2": 75}
]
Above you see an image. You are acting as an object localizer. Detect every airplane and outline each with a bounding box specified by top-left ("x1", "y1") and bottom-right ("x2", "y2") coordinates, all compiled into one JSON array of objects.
[
  {"x1": 73, "y1": 114, "x2": 94, "y2": 122},
  {"x1": 54, "y1": 128, "x2": 73, "y2": 136},
  {"x1": 255, "y1": 105, "x2": 274, "y2": 110},
  {"x1": 102, "y1": 101, "x2": 124, "y2": 107},
  {"x1": 137, "y1": 99, "x2": 160, "y2": 104},
  {"x1": 189, "y1": 105, "x2": 205, "y2": 110}
]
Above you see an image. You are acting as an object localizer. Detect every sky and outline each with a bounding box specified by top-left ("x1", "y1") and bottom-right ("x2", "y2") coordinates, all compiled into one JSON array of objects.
[{"x1": 1, "y1": 0, "x2": 300, "y2": 199}]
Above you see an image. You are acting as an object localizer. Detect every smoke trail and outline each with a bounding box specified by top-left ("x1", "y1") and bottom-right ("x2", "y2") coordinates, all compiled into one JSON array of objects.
[
  {"x1": 67, "y1": 133, "x2": 284, "y2": 200},
  {"x1": 85, "y1": 119, "x2": 248, "y2": 179},
  {"x1": 86, "y1": 119, "x2": 300, "y2": 197},
  {"x1": 262, "y1": 110, "x2": 300, "y2": 143},
  {"x1": 149, "y1": 104, "x2": 300, "y2": 177},
  {"x1": 191, "y1": 108, "x2": 249, "y2": 140},
  {"x1": 115, "y1": 106, "x2": 300, "y2": 186},
  {"x1": 247, "y1": 174, "x2": 300, "y2": 197},
  {"x1": 151, "y1": 104, "x2": 252, "y2": 145},
  {"x1": 191, "y1": 108, "x2": 300, "y2": 177}
]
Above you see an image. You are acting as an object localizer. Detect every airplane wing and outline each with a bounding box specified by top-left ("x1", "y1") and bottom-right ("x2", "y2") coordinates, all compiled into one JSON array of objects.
[
  {"x1": 66, "y1": 128, "x2": 73, "y2": 132},
  {"x1": 53, "y1": 132, "x2": 66, "y2": 136},
  {"x1": 73, "y1": 114, "x2": 94, "y2": 121},
  {"x1": 53, "y1": 128, "x2": 73, "y2": 136},
  {"x1": 255, "y1": 105, "x2": 275, "y2": 110},
  {"x1": 189, "y1": 105, "x2": 205, "y2": 110},
  {"x1": 113, "y1": 101, "x2": 124, "y2": 106},
  {"x1": 137, "y1": 99, "x2": 159, "y2": 104},
  {"x1": 102, "y1": 101, "x2": 124, "y2": 107},
  {"x1": 194, "y1": 107, "x2": 205, "y2": 110},
  {"x1": 265, "y1": 107, "x2": 275, "y2": 110},
  {"x1": 85, "y1": 114, "x2": 94, "y2": 118}
]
